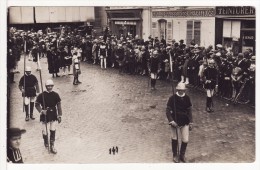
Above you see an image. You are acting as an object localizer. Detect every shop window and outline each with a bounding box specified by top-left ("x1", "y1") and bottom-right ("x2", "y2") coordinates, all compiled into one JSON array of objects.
[
  {"x1": 223, "y1": 20, "x2": 241, "y2": 38},
  {"x1": 186, "y1": 20, "x2": 201, "y2": 45}
]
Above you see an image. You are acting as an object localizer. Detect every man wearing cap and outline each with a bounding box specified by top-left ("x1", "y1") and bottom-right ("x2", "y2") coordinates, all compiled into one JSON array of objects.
[
  {"x1": 19, "y1": 66, "x2": 40, "y2": 121},
  {"x1": 35, "y1": 79, "x2": 62, "y2": 154},
  {"x1": 166, "y1": 82, "x2": 193, "y2": 163},
  {"x1": 7, "y1": 128, "x2": 26, "y2": 163}
]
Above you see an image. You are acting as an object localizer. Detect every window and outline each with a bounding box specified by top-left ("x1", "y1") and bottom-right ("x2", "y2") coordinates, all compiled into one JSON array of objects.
[{"x1": 186, "y1": 20, "x2": 201, "y2": 45}]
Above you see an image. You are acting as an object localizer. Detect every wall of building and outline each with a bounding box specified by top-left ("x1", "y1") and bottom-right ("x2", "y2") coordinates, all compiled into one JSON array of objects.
[
  {"x1": 141, "y1": 7, "x2": 151, "y2": 40},
  {"x1": 9, "y1": 7, "x2": 95, "y2": 24}
]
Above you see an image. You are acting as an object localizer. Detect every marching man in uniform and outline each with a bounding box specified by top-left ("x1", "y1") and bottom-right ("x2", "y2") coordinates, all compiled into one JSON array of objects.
[
  {"x1": 35, "y1": 79, "x2": 62, "y2": 154},
  {"x1": 202, "y1": 59, "x2": 218, "y2": 112},
  {"x1": 166, "y1": 82, "x2": 193, "y2": 163},
  {"x1": 19, "y1": 66, "x2": 39, "y2": 121}
]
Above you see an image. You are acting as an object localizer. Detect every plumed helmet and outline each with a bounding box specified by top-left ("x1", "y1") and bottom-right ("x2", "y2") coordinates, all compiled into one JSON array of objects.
[
  {"x1": 176, "y1": 82, "x2": 187, "y2": 90},
  {"x1": 45, "y1": 79, "x2": 54, "y2": 86},
  {"x1": 25, "y1": 66, "x2": 31, "y2": 72}
]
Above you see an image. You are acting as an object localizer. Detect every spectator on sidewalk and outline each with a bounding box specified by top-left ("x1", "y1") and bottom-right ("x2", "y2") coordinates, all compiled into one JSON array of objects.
[{"x1": 7, "y1": 128, "x2": 26, "y2": 163}]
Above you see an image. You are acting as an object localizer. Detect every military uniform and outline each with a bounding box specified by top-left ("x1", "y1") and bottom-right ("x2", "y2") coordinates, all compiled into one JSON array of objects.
[
  {"x1": 166, "y1": 82, "x2": 193, "y2": 163},
  {"x1": 35, "y1": 80, "x2": 62, "y2": 154},
  {"x1": 19, "y1": 67, "x2": 39, "y2": 121},
  {"x1": 203, "y1": 60, "x2": 218, "y2": 112}
]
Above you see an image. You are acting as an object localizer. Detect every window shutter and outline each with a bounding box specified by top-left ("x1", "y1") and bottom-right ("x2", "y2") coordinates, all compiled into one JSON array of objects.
[
  {"x1": 186, "y1": 21, "x2": 193, "y2": 45},
  {"x1": 167, "y1": 21, "x2": 172, "y2": 43},
  {"x1": 152, "y1": 22, "x2": 158, "y2": 38},
  {"x1": 194, "y1": 21, "x2": 201, "y2": 45}
]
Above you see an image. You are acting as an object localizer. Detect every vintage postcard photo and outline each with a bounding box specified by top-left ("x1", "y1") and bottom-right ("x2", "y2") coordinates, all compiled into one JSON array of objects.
[{"x1": 3, "y1": 1, "x2": 259, "y2": 170}]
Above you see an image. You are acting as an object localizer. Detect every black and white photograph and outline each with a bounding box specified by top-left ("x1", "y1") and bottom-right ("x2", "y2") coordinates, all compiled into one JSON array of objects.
[{"x1": 2, "y1": 1, "x2": 260, "y2": 170}]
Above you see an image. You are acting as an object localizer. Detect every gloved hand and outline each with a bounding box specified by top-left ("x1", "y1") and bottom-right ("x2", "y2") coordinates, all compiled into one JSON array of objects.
[
  {"x1": 41, "y1": 110, "x2": 47, "y2": 115},
  {"x1": 169, "y1": 121, "x2": 178, "y2": 128},
  {"x1": 57, "y1": 116, "x2": 62, "y2": 124}
]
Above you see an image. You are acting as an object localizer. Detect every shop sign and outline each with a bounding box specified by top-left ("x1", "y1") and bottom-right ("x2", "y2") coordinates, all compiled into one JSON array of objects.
[
  {"x1": 216, "y1": 6, "x2": 255, "y2": 16},
  {"x1": 152, "y1": 9, "x2": 215, "y2": 18},
  {"x1": 243, "y1": 35, "x2": 254, "y2": 40}
]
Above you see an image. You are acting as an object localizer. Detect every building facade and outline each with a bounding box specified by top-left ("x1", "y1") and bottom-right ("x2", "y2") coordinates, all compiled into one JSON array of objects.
[
  {"x1": 151, "y1": 7, "x2": 216, "y2": 47},
  {"x1": 215, "y1": 6, "x2": 255, "y2": 55}
]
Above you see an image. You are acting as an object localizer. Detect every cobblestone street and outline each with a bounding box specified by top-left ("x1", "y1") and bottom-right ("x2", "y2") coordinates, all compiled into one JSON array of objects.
[{"x1": 8, "y1": 55, "x2": 255, "y2": 163}]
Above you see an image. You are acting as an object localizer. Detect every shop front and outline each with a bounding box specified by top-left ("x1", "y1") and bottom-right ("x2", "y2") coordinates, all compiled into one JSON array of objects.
[
  {"x1": 215, "y1": 6, "x2": 255, "y2": 55},
  {"x1": 106, "y1": 8, "x2": 143, "y2": 38}
]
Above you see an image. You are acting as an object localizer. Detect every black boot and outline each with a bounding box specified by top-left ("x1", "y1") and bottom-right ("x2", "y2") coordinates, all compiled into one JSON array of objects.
[
  {"x1": 42, "y1": 134, "x2": 49, "y2": 148},
  {"x1": 172, "y1": 139, "x2": 179, "y2": 163},
  {"x1": 73, "y1": 77, "x2": 78, "y2": 85},
  {"x1": 50, "y1": 130, "x2": 57, "y2": 154},
  {"x1": 206, "y1": 97, "x2": 210, "y2": 112},
  {"x1": 25, "y1": 105, "x2": 29, "y2": 121},
  {"x1": 151, "y1": 79, "x2": 155, "y2": 90},
  {"x1": 77, "y1": 77, "x2": 82, "y2": 84},
  {"x1": 209, "y1": 97, "x2": 214, "y2": 112},
  {"x1": 179, "y1": 142, "x2": 188, "y2": 163},
  {"x1": 30, "y1": 102, "x2": 35, "y2": 120}
]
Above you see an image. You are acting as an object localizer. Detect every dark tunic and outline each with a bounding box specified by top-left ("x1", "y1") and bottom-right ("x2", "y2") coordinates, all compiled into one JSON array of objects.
[
  {"x1": 203, "y1": 67, "x2": 218, "y2": 89},
  {"x1": 47, "y1": 51, "x2": 60, "y2": 74},
  {"x1": 19, "y1": 74, "x2": 38, "y2": 97},
  {"x1": 149, "y1": 56, "x2": 160, "y2": 73},
  {"x1": 166, "y1": 94, "x2": 192, "y2": 126},
  {"x1": 36, "y1": 91, "x2": 61, "y2": 122},
  {"x1": 7, "y1": 147, "x2": 23, "y2": 163}
]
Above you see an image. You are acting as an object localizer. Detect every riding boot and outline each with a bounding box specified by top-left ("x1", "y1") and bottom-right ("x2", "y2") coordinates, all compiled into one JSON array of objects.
[
  {"x1": 172, "y1": 139, "x2": 179, "y2": 163},
  {"x1": 206, "y1": 97, "x2": 210, "y2": 112},
  {"x1": 73, "y1": 77, "x2": 78, "y2": 85},
  {"x1": 25, "y1": 104, "x2": 29, "y2": 121},
  {"x1": 50, "y1": 130, "x2": 57, "y2": 154},
  {"x1": 77, "y1": 77, "x2": 82, "y2": 84},
  {"x1": 179, "y1": 142, "x2": 188, "y2": 163},
  {"x1": 30, "y1": 102, "x2": 35, "y2": 120},
  {"x1": 42, "y1": 134, "x2": 49, "y2": 148},
  {"x1": 209, "y1": 97, "x2": 214, "y2": 112}
]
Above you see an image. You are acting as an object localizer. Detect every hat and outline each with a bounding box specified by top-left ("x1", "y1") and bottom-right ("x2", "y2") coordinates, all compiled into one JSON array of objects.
[
  {"x1": 7, "y1": 128, "x2": 26, "y2": 138},
  {"x1": 179, "y1": 39, "x2": 184, "y2": 43},
  {"x1": 176, "y1": 82, "x2": 187, "y2": 90},
  {"x1": 216, "y1": 44, "x2": 223, "y2": 48},
  {"x1": 208, "y1": 59, "x2": 215, "y2": 64},
  {"x1": 250, "y1": 56, "x2": 255, "y2": 61},
  {"x1": 45, "y1": 79, "x2": 54, "y2": 86},
  {"x1": 216, "y1": 52, "x2": 221, "y2": 57},
  {"x1": 25, "y1": 66, "x2": 31, "y2": 72},
  {"x1": 238, "y1": 53, "x2": 244, "y2": 58}
]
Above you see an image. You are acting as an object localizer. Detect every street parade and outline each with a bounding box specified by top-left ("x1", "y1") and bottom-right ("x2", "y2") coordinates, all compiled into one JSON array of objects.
[{"x1": 6, "y1": 6, "x2": 256, "y2": 165}]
